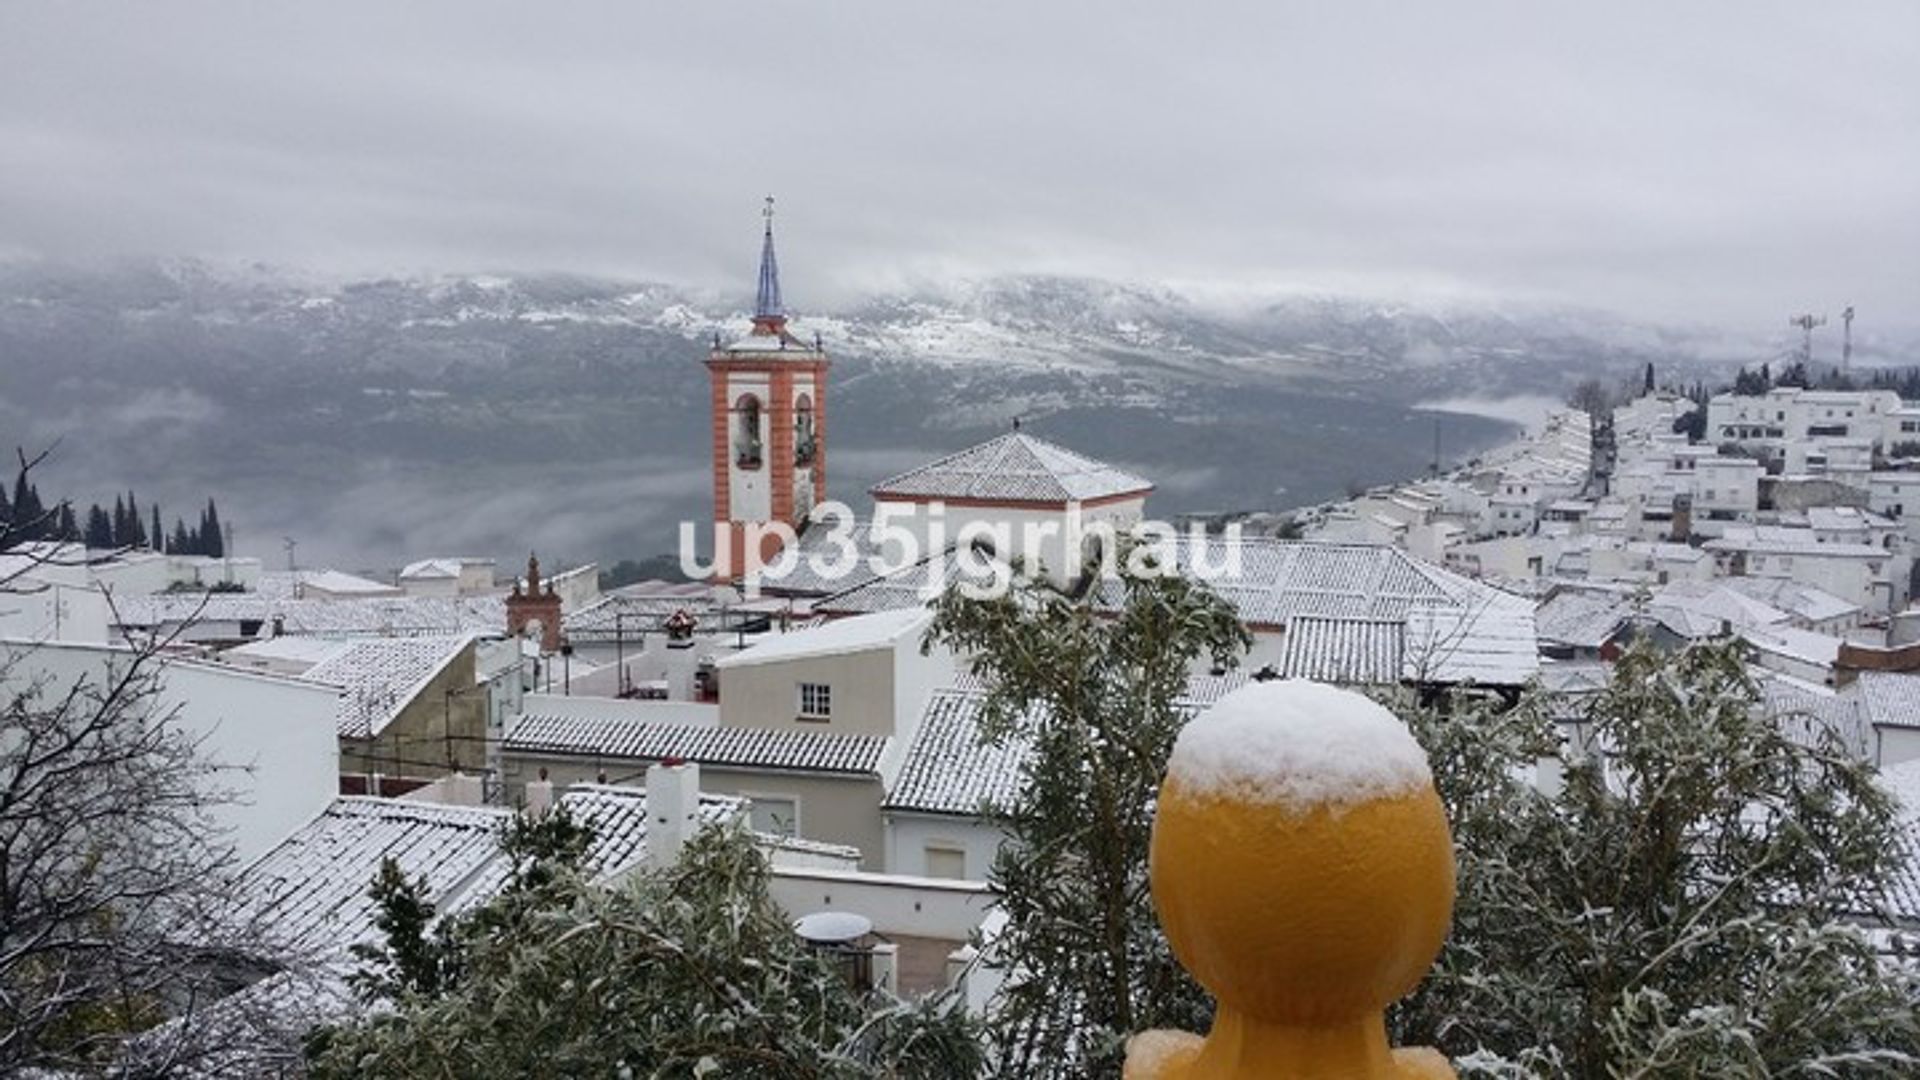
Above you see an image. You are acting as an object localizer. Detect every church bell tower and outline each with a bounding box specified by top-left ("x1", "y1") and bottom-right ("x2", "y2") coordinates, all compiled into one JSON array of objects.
[{"x1": 707, "y1": 198, "x2": 829, "y2": 582}]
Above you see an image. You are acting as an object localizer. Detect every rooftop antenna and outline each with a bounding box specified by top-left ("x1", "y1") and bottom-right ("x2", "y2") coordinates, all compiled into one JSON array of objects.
[
  {"x1": 1787, "y1": 312, "x2": 1826, "y2": 367},
  {"x1": 1841, "y1": 305, "x2": 1855, "y2": 372}
]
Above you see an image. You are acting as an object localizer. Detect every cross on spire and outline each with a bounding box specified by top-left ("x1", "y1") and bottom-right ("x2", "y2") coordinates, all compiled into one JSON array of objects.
[{"x1": 753, "y1": 195, "x2": 784, "y2": 331}]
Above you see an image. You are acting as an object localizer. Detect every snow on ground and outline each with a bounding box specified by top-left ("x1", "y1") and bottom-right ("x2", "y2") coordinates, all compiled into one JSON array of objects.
[{"x1": 1167, "y1": 679, "x2": 1431, "y2": 811}]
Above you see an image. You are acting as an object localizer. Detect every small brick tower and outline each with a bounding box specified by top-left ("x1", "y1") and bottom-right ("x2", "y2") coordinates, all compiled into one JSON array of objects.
[
  {"x1": 506, "y1": 552, "x2": 562, "y2": 653},
  {"x1": 707, "y1": 197, "x2": 829, "y2": 582}
]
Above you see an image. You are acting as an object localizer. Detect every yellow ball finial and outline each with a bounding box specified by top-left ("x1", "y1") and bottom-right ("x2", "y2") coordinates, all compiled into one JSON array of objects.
[{"x1": 1124, "y1": 679, "x2": 1457, "y2": 1080}]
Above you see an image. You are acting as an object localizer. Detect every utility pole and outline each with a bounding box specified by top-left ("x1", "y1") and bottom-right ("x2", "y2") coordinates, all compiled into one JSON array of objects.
[
  {"x1": 1842, "y1": 305, "x2": 1855, "y2": 372},
  {"x1": 1787, "y1": 312, "x2": 1826, "y2": 367}
]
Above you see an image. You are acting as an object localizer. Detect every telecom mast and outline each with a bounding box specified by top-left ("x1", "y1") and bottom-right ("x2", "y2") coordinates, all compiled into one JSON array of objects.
[
  {"x1": 1788, "y1": 312, "x2": 1826, "y2": 366},
  {"x1": 1842, "y1": 305, "x2": 1855, "y2": 371}
]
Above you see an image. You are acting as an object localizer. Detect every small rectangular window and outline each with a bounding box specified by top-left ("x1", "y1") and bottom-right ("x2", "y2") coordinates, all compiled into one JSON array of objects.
[
  {"x1": 925, "y1": 846, "x2": 967, "y2": 880},
  {"x1": 750, "y1": 795, "x2": 799, "y2": 837},
  {"x1": 798, "y1": 682, "x2": 832, "y2": 720}
]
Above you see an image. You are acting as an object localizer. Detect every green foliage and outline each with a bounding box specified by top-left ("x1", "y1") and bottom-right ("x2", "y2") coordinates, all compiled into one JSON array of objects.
[
  {"x1": 312, "y1": 817, "x2": 982, "y2": 1078},
  {"x1": 923, "y1": 550, "x2": 1250, "y2": 1079},
  {"x1": 1391, "y1": 640, "x2": 1920, "y2": 1076}
]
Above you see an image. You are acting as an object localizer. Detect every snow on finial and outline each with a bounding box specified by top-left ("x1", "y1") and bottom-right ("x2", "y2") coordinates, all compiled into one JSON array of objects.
[
  {"x1": 753, "y1": 195, "x2": 784, "y2": 330},
  {"x1": 1168, "y1": 680, "x2": 1431, "y2": 812}
]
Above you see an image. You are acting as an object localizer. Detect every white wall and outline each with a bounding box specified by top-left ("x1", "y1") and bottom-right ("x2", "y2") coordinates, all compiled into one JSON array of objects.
[
  {"x1": 769, "y1": 865, "x2": 998, "y2": 942},
  {"x1": 885, "y1": 813, "x2": 1005, "y2": 882},
  {"x1": 1876, "y1": 726, "x2": 1920, "y2": 767},
  {"x1": 0, "y1": 640, "x2": 340, "y2": 865}
]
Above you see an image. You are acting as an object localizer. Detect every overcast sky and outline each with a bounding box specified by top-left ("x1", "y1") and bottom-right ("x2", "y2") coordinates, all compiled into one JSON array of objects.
[{"x1": 1, "y1": 1, "x2": 1913, "y2": 326}]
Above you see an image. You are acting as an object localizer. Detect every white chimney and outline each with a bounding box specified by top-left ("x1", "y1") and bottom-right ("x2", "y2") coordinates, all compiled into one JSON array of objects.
[
  {"x1": 645, "y1": 761, "x2": 701, "y2": 868},
  {"x1": 524, "y1": 767, "x2": 554, "y2": 817}
]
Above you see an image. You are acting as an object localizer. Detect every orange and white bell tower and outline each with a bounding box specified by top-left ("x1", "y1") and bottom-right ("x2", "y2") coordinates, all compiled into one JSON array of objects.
[{"x1": 707, "y1": 197, "x2": 829, "y2": 582}]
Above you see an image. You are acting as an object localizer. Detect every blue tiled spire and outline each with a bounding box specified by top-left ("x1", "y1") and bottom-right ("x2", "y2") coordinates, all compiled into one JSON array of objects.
[{"x1": 753, "y1": 195, "x2": 783, "y2": 328}]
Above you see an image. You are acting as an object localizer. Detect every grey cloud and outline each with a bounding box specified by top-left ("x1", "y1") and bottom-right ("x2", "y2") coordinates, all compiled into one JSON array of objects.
[{"x1": 0, "y1": 1, "x2": 1914, "y2": 325}]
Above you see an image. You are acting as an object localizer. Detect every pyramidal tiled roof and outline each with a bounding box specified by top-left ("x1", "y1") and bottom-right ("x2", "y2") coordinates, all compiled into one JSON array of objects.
[{"x1": 870, "y1": 432, "x2": 1152, "y2": 504}]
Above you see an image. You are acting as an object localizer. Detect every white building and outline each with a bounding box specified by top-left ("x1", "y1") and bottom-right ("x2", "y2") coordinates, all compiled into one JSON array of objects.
[
  {"x1": 1, "y1": 638, "x2": 340, "y2": 864},
  {"x1": 398, "y1": 557, "x2": 497, "y2": 598},
  {"x1": 1705, "y1": 388, "x2": 1906, "y2": 470}
]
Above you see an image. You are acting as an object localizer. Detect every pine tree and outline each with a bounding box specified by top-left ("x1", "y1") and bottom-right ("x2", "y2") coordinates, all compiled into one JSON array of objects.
[
  {"x1": 202, "y1": 498, "x2": 224, "y2": 558},
  {"x1": 169, "y1": 518, "x2": 191, "y2": 556},
  {"x1": 0, "y1": 479, "x2": 10, "y2": 527},
  {"x1": 111, "y1": 496, "x2": 128, "y2": 548},
  {"x1": 923, "y1": 548, "x2": 1251, "y2": 1078},
  {"x1": 55, "y1": 504, "x2": 77, "y2": 542},
  {"x1": 149, "y1": 505, "x2": 162, "y2": 553},
  {"x1": 85, "y1": 505, "x2": 113, "y2": 550},
  {"x1": 1391, "y1": 640, "x2": 1920, "y2": 1075}
]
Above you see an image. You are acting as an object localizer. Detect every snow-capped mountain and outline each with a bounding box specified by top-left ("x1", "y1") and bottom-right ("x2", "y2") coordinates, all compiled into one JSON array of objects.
[{"x1": 1, "y1": 259, "x2": 1901, "y2": 568}]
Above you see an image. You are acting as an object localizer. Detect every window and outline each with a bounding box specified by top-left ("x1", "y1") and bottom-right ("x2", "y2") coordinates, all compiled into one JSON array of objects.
[
  {"x1": 749, "y1": 795, "x2": 799, "y2": 837},
  {"x1": 798, "y1": 682, "x2": 832, "y2": 720},
  {"x1": 794, "y1": 393, "x2": 817, "y2": 467},
  {"x1": 925, "y1": 846, "x2": 967, "y2": 880},
  {"x1": 734, "y1": 394, "x2": 764, "y2": 469}
]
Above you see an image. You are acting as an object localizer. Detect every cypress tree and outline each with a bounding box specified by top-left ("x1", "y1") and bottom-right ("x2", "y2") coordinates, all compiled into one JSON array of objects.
[
  {"x1": 0, "y1": 477, "x2": 10, "y2": 526},
  {"x1": 112, "y1": 496, "x2": 128, "y2": 548},
  {"x1": 150, "y1": 504, "x2": 163, "y2": 552},
  {"x1": 203, "y1": 498, "x2": 224, "y2": 558},
  {"x1": 56, "y1": 503, "x2": 77, "y2": 542},
  {"x1": 170, "y1": 517, "x2": 192, "y2": 556},
  {"x1": 85, "y1": 505, "x2": 113, "y2": 549},
  {"x1": 10, "y1": 468, "x2": 31, "y2": 526},
  {"x1": 126, "y1": 491, "x2": 145, "y2": 548}
]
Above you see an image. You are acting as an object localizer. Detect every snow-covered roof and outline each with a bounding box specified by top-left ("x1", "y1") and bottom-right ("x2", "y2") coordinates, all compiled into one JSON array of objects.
[
  {"x1": 563, "y1": 589, "x2": 729, "y2": 639},
  {"x1": 869, "y1": 432, "x2": 1152, "y2": 505},
  {"x1": 226, "y1": 634, "x2": 354, "y2": 667},
  {"x1": 295, "y1": 569, "x2": 402, "y2": 596},
  {"x1": 1854, "y1": 671, "x2": 1920, "y2": 731},
  {"x1": 1876, "y1": 760, "x2": 1920, "y2": 927},
  {"x1": 714, "y1": 607, "x2": 930, "y2": 669},
  {"x1": 555, "y1": 782, "x2": 743, "y2": 881},
  {"x1": 1534, "y1": 587, "x2": 1631, "y2": 649},
  {"x1": 503, "y1": 713, "x2": 890, "y2": 775},
  {"x1": 1279, "y1": 617, "x2": 1404, "y2": 685},
  {"x1": 883, "y1": 690, "x2": 1031, "y2": 817},
  {"x1": 818, "y1": 538, "x2": 1536, "y2": 686},
  {"x1": 1403, "y1": 601, "x2": 1542, "y2": 685},
  {"x1": 236, "y1": 797, "x2": 511, "y2": 955},
  {"x1": 1752, "y1": 670, "x2": 1872, "y2": 758},
  {"x1": 301, "y1": 634, "x2": 473, "y2": 739},
  {"x1": 115, "y1": 591, "x2": 506, "y2": 637},
  {"x1": 1807, "y1": 507, "x2": 1895, "y2": 533},
  {"x1": 234, "y1": 785, "x2": 748, "y2": 958},
  {"x1": 1717, "y1": 577, "x2": 1859, "y2": 625},
  {"x1": 1741, "y1": 625, "x2": 1843, "y2": 669},
  {"x1": 399, "y1": 557, "x2": 493, "y2": 580},
  {"x1": 762, "y1": 520, "x2": 893, "y2": 596}
]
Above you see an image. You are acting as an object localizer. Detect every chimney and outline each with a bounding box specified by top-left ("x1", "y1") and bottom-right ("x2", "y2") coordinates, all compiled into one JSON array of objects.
[
  {"x1": 645, "y1": 760, "x2": 701, "y2": 868},
  {"x1": 524, "y1": 766, "x2": 554, "y2": 817},
  {"x1": 445, "y1": 772, "x2": 484, "y2": 806}
]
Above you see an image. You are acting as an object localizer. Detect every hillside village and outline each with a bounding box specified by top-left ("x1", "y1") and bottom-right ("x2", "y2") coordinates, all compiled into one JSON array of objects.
[{"x1": 5, "y1": 216, "x2": 1920, "y2": 1072}]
